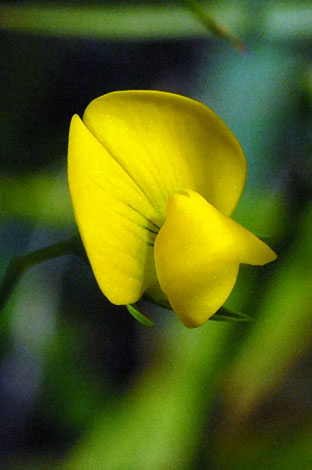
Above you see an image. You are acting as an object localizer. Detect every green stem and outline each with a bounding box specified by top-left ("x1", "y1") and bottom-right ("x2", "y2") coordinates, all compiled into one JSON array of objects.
[
  {"x1": 0, "y1": 234, "x2": 85, "y2": 313},
  {"x1": 184, "y1": 0, "x2": 246, "y2": 53}
]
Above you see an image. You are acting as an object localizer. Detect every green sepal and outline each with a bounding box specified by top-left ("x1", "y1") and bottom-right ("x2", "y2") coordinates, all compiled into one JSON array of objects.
[
  {"x1": 210, "y1": 307, "x2": 252, "y2": 322},
  {"x1": 142, "y1": 295, "x2": 252, "y2": 324},
  {"x1": 126, "y1": 304, "x2": 154, "y2": 327}
]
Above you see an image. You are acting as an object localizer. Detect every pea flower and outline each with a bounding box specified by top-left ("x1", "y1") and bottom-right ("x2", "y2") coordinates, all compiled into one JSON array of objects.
[{"x1": 68, "y1": 91, "x2": 276, "y2": 328}]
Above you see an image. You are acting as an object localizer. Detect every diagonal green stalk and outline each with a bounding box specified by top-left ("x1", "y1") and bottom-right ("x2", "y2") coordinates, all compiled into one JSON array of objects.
[
  {"x1": 183, "y1": 0, "x2": 246, "y2": 53},
  {"x1": 0, "y1": 234, "x2": 85, "y2": 313}
]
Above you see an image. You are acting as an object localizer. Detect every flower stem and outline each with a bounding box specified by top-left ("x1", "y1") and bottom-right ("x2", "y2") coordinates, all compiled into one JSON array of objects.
[
  {"x1": 183, "y1": 0, "x2": 247, "y2": 53},
  {"x1": 0, "y1": 234, "x2": 85, "y2": 313}
]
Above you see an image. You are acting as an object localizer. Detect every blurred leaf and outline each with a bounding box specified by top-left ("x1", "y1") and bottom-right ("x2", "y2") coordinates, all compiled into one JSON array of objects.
[
  {"x1": 0, "y1": 2, "x2": 311, "y2": 41},
  {"x1": 62, "y1": 320, "x2": 233, "y2": 470},
  {"x1": 216, "y1": 420, "x2": 312, "y2": 470},
  {"x1": 222, "y1": 202, "x2": 312, "y2": 420},
  {"x1": 0, "y1": 3, "x2": 245, "y2": 40},
  {"x1": 0, "y1": 171, "x2": 74, "y2": 227}
]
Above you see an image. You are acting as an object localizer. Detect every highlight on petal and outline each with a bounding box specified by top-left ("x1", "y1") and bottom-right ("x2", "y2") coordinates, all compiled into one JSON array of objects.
[
  {"x1": 154, "y1": 190, "x2": 276, "y2": 328},
  {"x1": 83, "y1": 90, "x2": 246, "y2": 217},
  {"x1": 68, "y1": 114, "x2": 160, "y2": 305}
]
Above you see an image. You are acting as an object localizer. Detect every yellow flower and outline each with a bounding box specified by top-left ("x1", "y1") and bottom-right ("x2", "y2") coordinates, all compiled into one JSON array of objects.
[{"x1": 68, "y1": 90, "x2": 276, "y2": 328}]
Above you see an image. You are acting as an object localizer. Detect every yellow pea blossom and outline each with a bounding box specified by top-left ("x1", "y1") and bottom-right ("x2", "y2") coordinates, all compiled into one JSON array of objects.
[{"x1": 68, "y1": 90, "x2": 276, "y2": 328}]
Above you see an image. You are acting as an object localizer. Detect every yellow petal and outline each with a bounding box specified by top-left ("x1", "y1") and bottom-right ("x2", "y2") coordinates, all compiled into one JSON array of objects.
[
  {"x1": 154, "y1": 190, "x2": 240, "y2": 328},
  {"x1": 226, "y1": 217, "x2": 277, "y2": 265},
  {"x1": 68, "y1": 114, "x2": 160, "y2": 304},
  {"x1": 154, "y1": 190, "x2": 277, "y2": 328},
  {"x1": 83, "y1": 90, "x2": 246, "y2": 217}
]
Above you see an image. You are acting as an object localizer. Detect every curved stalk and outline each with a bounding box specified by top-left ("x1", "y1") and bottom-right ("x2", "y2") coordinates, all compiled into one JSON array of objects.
[{"x1": 0, "y1": 234, "x2": 85, "y2": 312}]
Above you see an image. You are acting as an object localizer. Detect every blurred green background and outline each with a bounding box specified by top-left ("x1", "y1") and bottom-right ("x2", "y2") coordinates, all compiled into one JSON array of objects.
[{"x1": 1, "y1": 1, "x2": 312, "y2": 468}]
